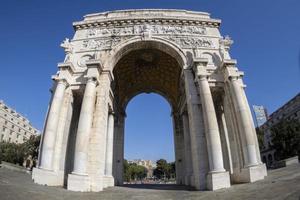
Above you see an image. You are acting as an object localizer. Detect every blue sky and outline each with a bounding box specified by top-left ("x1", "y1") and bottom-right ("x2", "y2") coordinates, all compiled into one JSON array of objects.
[{"x1": 0, "y1": 0, "x2": 299, "y2": 162}]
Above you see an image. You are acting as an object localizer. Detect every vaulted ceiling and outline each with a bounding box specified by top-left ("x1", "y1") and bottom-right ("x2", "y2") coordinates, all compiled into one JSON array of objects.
[{"x1": 113, "y1": 48, "x2": 182, "y2": 112}]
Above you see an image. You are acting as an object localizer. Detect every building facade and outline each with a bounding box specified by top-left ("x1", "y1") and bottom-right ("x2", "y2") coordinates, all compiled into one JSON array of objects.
[
  {"x1": 260, "y1": 93, "x2": 300, "y2": 167},
  {"x1": 129, "y1": 159, "x2": 155, "y2": 178},
  {"x1": 0, "y1": 100, "x2": 39, "y2": 144},
  {"x1": 32, "y1": 9, "x2": 267, "y2": 192}
]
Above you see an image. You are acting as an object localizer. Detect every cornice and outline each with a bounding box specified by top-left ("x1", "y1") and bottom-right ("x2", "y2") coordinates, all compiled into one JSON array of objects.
[{"x1": 73, "y1": 16, "x2": 221, "y2": 31}]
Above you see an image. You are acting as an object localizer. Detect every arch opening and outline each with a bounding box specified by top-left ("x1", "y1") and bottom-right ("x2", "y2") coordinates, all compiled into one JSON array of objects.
[
  {"x1": 124, "y1": 93, "x2": 175, "y2": 184},
  {"x1": 112, "y1": 41, "x2": 186, "y2": 186}
]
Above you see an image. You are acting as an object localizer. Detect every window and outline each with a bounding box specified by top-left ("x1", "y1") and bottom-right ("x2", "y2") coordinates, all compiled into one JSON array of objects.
[
  {"x1": 8, "y1": 137, "x2": 11, "y2": 142},
  {"x1": 11, "y1": 124, "x2": 14, "y2": 129},
  {"x1": 2, "y1": 127, "x2": 5, "y2": 132},
  {"x1": 24, "y1": 132, "x2": 27, "y2": 135},
  {"x1": 4, "y1": 121, "x2": 7, "y2": 125},
  {"x1": 10, "y1": 130, "x2": 13, "y2": 135},
  {"x1": 18, "y1": 128, "x2": 21, "y2": 132}
]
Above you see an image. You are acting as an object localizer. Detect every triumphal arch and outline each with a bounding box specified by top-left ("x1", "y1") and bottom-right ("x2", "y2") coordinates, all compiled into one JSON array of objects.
[{"x1": 32, "y1": 9, "x2": 267, "y2": 192}]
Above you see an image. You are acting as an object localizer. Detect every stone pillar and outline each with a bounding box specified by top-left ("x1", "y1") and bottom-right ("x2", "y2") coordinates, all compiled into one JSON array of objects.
[
  {"x1": 88, "y1": 71, "x2": 111, "y2": 191},
  {"x1": 183, "y1": 68, "x2": 209, "y2": 190},
  {"x1": 68, "y1": 77, "x2": 97, "y2": 191},
  {"x1": 73, "y1": 78, "x2": 97, "y2": 174},
  {"x1": 103, "y1": 112, "x2": 115, "y2": 187},
  {"x1": 230, "y1": 77, "x2": 259, "y2": 166},
  {"x1": 53, "y1": 90, "x2": 72, "y2": 171},
  {"x1": 224, "y1": 62, "x2": 266, "y2": 182},
  {"x1": 40, "y1": 79, "x2": 68, "y2": 170},
  {"x1": 182, "y1": 111, "x2": 193, "y2": 186},
  {"x1": 113, "y1": 114, "x2": 125, "y2": 186},
  {"x1": 194, "y1": 59, "x2": 230, "y2": 190},
  {"x1": 172, "y1": 113, "x2": 185, "y2": 185}
]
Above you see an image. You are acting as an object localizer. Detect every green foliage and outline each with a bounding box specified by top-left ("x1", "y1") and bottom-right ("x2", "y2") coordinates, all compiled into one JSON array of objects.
[
  {"x1": 256, "y1": 127, "x2": 265, "y2": 150},
  {"x1": 0, "y1": 135, "x2": 41, "y2": 166},
  {"x1": 270, "y1": 119, "x2": 300, "y2": 160},
  {"x1": 153, "y1": 159, "x2": 176, "y2": 180},
  {"x1": 123, "y1": 159, "x2": 148, "y2": 182}
]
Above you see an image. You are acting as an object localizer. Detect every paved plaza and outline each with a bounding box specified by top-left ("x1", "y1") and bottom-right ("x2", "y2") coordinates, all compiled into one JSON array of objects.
[{"x1": 1, "y1": 164, "x2": 300, "y2": 200}]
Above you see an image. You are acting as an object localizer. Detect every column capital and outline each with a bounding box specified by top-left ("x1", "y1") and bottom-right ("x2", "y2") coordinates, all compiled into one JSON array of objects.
[
  {"x1": 86, "y1": 77, "x2": 99, "y2": 86},
  {"x1": 85, "y1": 59, "x2": 102, "y2": 80},
  {"x1": 52, "y1": 77, "x2": 69, "y2": 87},
  {"x1": 223, "y1": 64, "x2": 244, "y2": 82},
  {"x1": 57, "y1": 62, "x2": 76, "y2": 74},
  {"x1": 193, "y1": 58, "x2": 209, "y2": 79}
]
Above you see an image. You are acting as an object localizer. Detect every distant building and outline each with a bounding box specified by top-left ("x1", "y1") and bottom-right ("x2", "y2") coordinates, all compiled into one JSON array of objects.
[
  {"x1": 253, "y1": 105, "x2": 268, "y2": 127},
  {"x1": 0, "y1": 100, "x2": 40, "y2": 144},
  {"x1": 129, "y1": 159, "x2": 155, "y2": 178},
  {"x1": 260, "y1": 93, "x2": 300, "y2": 167}
]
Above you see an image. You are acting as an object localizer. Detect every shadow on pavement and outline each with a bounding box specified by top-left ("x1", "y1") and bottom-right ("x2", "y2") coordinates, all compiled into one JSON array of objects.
[{"x1": 122, "y1": 184, "x2": 194, "y2": 191}]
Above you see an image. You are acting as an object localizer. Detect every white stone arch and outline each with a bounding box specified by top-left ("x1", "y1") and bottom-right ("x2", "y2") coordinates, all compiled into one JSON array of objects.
[
  {"x1": 105, "y1": 36, "x2": 188, "y2": 72},
  {"x1": 200, "y1": 52, "x2": 221, "y2": 67}
]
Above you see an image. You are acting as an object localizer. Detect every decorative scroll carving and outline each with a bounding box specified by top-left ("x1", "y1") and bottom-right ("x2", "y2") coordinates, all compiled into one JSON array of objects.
[
  {"x1": 86, "y1": 24, "x2": 206, "y2": 38},
  {"x1": 167, "y1": 37, "x2": 214, "y2": 49}
]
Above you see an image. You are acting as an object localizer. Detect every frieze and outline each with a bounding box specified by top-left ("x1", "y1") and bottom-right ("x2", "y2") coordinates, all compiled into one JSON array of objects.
[
  {"x1": 86, "y1": 24, "x2": 206, "y2": 38},
  {"x1": 81, "y1": 36, "x2": 132, "y2": 50},
  {"x1": 166, "y1": 37, "x2": 214, "y2": 49}
]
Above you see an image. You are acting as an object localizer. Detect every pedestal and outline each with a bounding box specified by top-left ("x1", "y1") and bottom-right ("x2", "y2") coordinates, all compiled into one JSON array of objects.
[
  {"x1": 238, "y1": 163, "x2": 267, "y2": 183},
  {"x1": 67, "y1": 173, "x2": 91, "y2": 192},
  {"x1": 32, "y1": 167, "x2": 64, "y2": 186},
  {"x1": 207, "y1": 171, "x2": 231, "y2": 190},
  {"x1": 102, "y1": 175, "x2": 115, "y2": 188}
]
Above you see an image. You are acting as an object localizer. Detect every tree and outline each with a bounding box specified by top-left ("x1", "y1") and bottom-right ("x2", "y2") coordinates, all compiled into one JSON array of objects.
[
  {"x1": 0, "y1": 135, "x2": 41, "y2": 167},
  {"x1": 256, "y1": 127, "x2": 265, "y2": 151},
  {"x1": 270, "y1": 119, "x2": 300, "y2": 160},
  {"x1": 123, "y1": 160, "x2": 148, "y2": 182},
  {"x1": 23, "y1": 135, "x2": 41, "y2": 161},
  {"x1": 153, "y1": 159, "x2": 176, "y2": 180}
]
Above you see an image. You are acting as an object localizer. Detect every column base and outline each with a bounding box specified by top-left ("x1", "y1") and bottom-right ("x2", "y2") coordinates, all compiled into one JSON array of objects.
[
  {"x1": 184, "y1": 175, "x2": 194, "y2": 186},
  {"x1": 207, "y1": 171, "x2": 231, "y2": 190},
  {"x1": 67, "y1": 173, "x2": 91, "y2": 192},
  {"x1": 237, "y1": 163, "x2": 267, "y2": 183},
  {"x1": 103, "y1": 175, "x2": 115, "y2": 188},
  {"x1": 32, "y1": 167, "x2": 64, "y2": 186},
  {"x1": 90, "y1": 176, "x2": 104, "y2": 192}
]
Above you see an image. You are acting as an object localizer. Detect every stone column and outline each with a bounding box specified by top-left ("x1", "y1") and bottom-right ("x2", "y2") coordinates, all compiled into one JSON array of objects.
[
  {"x1": 183, "y1": 68, "x2": 209, "y2": 190},
  {"x1": 88, "y1": 71, "x2": 111, "y2": 191},
  {"x1": 113, "y1": 113, "x2": 125, "y2": 186},
  {"x1": 182, "y1": 111, "x2": 193, "y2": 186},
  {"x1": 52, "y1": 90, "x2": 72, "y2": 172},
  {"x1": 172, "y1": 113, "x2": 185, "y2": 185},
  {"x1": 224, "y1": 62, "x2": 266, "y2": 182},
  {"x1": 67, "y1": 77, "x2": 97, "y2": 192},
  {"x1": 40, "y1": 79, "x2": 68, "y2": 170},
  {"x1": 72, "y1": 77, "x2": 97, "y2": 175},
  {"x1": 194, "y1": 59, "x2": 230, "y2": 190},
  {"x1": 230, "y1": 77, "x2": 259, "y2": 166},
  {"x1": 103, "y1": 112, "x2": 115, "y2": 187}
]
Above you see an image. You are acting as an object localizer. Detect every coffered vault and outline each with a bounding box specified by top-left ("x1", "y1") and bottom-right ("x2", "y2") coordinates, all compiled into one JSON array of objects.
[
  {"x1": 32, "y1": 9, "x2": 267, "y2": 192},
  {"x1": 113, "y1": 47, "x2": 182, "y2": 111}
]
